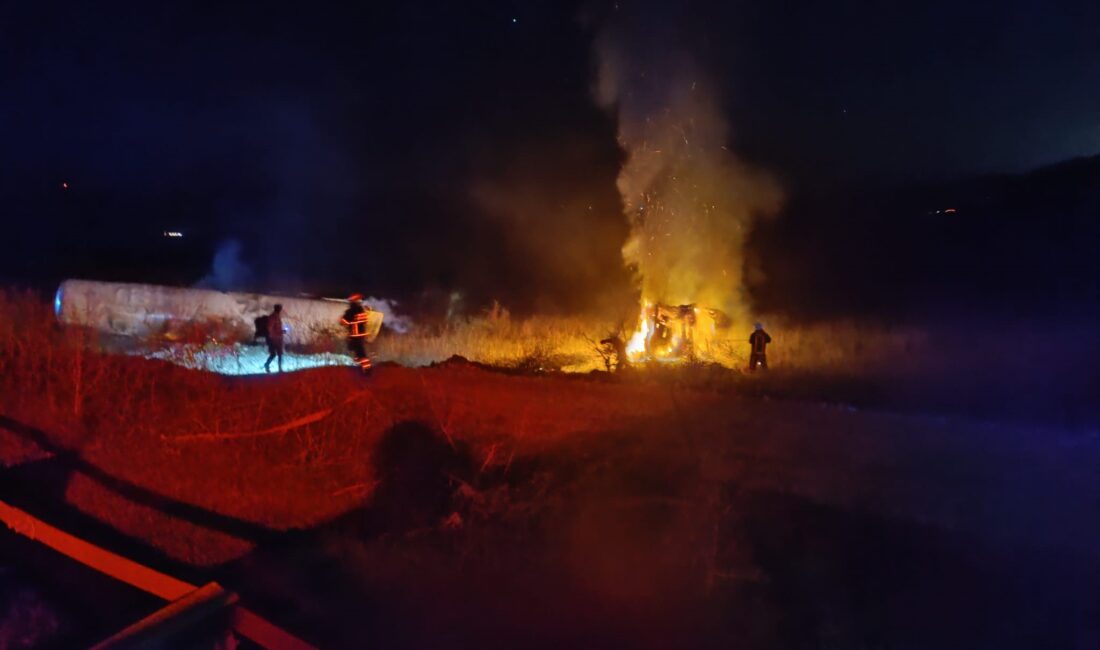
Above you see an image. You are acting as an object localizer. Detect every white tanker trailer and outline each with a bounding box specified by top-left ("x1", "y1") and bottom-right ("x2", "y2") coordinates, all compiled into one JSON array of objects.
[{"x1": 55, "y1": 279, "x2": 383, "y2": 347}]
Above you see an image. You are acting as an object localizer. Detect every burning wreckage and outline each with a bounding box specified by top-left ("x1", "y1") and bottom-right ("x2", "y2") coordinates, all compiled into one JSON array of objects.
[
  {"x1": 55, "y1": 279, "x2": 383, "y2": 373},
  {"x1": 623, "y1": 302, "x2": 733, "y2": 364}
]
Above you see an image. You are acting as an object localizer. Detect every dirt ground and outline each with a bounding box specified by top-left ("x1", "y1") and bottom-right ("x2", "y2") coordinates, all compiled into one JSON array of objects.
[{"x1": 2, "y1": 361, "x2": 1099, "y2": 648}]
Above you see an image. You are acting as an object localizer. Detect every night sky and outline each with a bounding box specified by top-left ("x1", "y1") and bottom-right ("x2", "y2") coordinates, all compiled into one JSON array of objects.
[{"x1": 2, "y1": 0, "x2": 1098, "y2": 313}]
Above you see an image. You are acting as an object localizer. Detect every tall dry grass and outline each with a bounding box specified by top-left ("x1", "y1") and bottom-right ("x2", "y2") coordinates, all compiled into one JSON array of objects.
[
  {"x1": 372, "y1": 302, "x2": 612, "y2": 372},
  {"x1": 371, "y1": 300, "x2": 929, "y2": 375},
  {"x1": 0, "y1": 289, "x2": 390, "y2": 541},
  {"x1": 0, "y1": 287, "x2": 937, "y2": 474},
  {"x1": 0, "y1": 290, "x2": 204, "y2": 448},
  {"x1": 0, "y1": 290, "x2": 356, "y2": 447},
  {"x1": 1, "y1": 290, "x2": 929, "y2": 386}
]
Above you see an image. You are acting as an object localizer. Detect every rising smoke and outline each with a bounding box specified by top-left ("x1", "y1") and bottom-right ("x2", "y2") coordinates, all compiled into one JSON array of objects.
[
  {"x1": 594, "y1": 4, "x2": 783, "y2": 320},
  {"x1": 197, "y1": 239, "x2": 254, "y2": 291}
]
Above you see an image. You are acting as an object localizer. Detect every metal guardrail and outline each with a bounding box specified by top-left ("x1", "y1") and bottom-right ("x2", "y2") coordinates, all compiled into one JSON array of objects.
[
  {"x1": 91, "y1": 582, "x2": 238, "y2": 648},
  {"x1": 0, "y1": 498, "x2": 317, "y2": 649}
]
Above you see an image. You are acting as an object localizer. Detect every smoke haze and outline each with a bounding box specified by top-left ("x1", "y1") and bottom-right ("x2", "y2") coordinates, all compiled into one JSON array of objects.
[
  {"x1": 594, "y1": 5, "x2": 783, "y2": 319},
  {"x1": 468, "y1": 132, "x2": 631, "y2": 315},
  {"x1": 197, "y1": 239, "x2": 254, "y2": 291}
]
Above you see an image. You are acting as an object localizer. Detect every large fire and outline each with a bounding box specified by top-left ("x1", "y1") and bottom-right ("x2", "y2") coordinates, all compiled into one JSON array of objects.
[
  {"x1": 624, "y1": 302, "x2": 732, "y2": 364},
  {"x1": 596, "y1": 10, "x2": 783, "y2": 370}
]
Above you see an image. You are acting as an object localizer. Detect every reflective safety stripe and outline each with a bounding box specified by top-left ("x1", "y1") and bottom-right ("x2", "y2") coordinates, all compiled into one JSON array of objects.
[{"x1": 345, "y1": 312, "x2": 372, "y2": 337}]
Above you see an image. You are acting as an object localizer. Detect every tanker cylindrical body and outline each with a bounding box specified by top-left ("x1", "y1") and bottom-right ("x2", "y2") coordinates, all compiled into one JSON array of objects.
[{"x1": 55, "y1": 279, "x2": 383, "y2": 345}]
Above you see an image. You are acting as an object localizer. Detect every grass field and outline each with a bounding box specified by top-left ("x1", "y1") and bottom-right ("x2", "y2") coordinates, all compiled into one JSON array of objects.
[
  {"x1": 369, "y1": 300, "x2": 928, "y2": 374},
  {"x1": 2, "y1": 289, "x2": 1098, "y2": 647}
]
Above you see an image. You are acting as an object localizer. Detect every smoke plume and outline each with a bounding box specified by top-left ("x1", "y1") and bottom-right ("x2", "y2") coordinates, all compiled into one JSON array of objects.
[
  {"x1": 361, "y1": 296, "x2": 413, "y2": 334},
  {"x1": 594, "y1": 6, "x2": 783, "y2": 320},
  {"x1": 197, "y1": 239, "x2": 254, "y2": 291}
]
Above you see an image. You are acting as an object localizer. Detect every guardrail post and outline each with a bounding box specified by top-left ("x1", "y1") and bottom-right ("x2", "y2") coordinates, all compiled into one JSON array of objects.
[{"x1": 91, "y1": 582, "x2": 238, "y2": 649}]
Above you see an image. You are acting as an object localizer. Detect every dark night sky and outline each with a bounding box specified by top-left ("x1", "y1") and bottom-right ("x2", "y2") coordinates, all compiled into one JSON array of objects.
[{"x1": 2, "y1": 0, "x2": 1098, "y2": 313}]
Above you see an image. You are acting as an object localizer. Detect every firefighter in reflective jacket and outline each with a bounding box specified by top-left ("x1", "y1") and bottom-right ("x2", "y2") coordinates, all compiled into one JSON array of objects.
[
  {"x1": 341, "y1": 294, "x2": 373, "y2": 373},
  {"x1": 748, "y1": 322, "x2": 771, "y2": 372}
]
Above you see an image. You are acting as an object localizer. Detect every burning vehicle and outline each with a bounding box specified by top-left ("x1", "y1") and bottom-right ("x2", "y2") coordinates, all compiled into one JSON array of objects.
[{"x1": 625, "y1": 302, "x2": 733, "y2": 363}]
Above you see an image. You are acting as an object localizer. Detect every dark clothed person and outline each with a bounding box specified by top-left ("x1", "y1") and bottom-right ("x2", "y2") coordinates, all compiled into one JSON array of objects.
[
  {"x1": 748, "y1": 324, "x2": 771, "y2": 372},
  {"x1": 264, "y1": 305, "x2": 285, "y2": 373}
]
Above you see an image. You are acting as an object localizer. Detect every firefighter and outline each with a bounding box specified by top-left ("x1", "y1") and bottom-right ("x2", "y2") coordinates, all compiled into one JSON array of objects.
[
  {"x1": 341, "y1": 294, "x2": 373, "y2": 374},
  {"x1": 599, "y1": 333, "x2": 627, "y2": 372},
  {"x1": 748, "y1": 322, "x2": 771, "y2": 372},
  {"x1": 263, "y1": 304, "x2": 285, "y2": 373}
]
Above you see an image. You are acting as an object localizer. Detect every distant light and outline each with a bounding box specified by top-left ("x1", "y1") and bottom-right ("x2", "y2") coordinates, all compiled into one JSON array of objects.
[
  {"x1": 61, "y1": 181, "x2": 69, "y2": 190},
  {"x1": 944, "y1": 208, "x2": 957, "y2": 214},
  {"x1": 163, "y1": 231, "x2": 184, "y2": 238},
  {"x1": 512, "y1": 17, "x2": 517, "y2": 23},
  {"x1": 54, "y1": 285, "x2": 63, "y2": 319}
]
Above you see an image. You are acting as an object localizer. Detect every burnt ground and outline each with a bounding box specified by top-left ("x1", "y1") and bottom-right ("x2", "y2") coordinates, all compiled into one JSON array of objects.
[{"x1": 1, "y1": 363, "x2": 1099, "y2": 648}]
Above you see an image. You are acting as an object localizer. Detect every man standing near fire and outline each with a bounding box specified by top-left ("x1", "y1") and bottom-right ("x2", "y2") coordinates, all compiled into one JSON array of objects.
[
  {"x1": 341, "y1": 294, "x2": 373, "y2": 374},
  {"x1": 748, "y1": 322, "x2": 771, "y2": 372}
]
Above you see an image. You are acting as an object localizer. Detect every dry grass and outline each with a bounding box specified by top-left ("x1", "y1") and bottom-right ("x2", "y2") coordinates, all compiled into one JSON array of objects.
[
  {"x1": 372, "y1": 302, "x2": 610, "y2": 372},
  {"x1": 0, "y1": 289, "x2": 711, "y2": 566},
  {"x1": 0, "y1": 290, "x2": 932, "y2": 435},
  {"x1": 1, "y1": 285, "x2": 1092, "y2": 650},
  {"x1": 0, "y1": 291, "x2": 687, "y2": 564},
  {"x1": 0, "y1": 290, "x2": 384, "y2": 544},
  {"x1": 0, "y1": 289, "x2": 951, "y2": 543},
  {"x1": 372, "y1": 300, "x2": 929, "y2": 375},
  {"x1": 0, "y1": 289, "x2": 928, "y2": 389}
]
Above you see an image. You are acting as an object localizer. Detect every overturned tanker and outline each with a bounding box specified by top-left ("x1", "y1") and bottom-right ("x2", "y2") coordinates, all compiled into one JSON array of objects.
[{"x1": 55, "y1": 279, "x2": 383, "y2": 346}]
